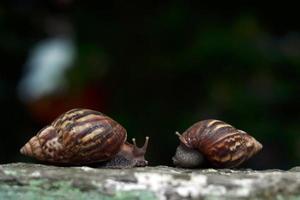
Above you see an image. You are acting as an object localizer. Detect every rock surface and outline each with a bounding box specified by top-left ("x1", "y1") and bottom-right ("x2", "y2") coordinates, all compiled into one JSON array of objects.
[{"x1": 0, "y1": 163, "x2": 300, "y2": 200}]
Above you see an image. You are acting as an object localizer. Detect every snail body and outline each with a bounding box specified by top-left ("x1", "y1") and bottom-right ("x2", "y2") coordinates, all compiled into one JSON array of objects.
[
  {"x1": 173, "y1": 119, "x2": 262, "y2": 168},
  {"x1": 20, "y1": 108, "x2": 149, "y2": 168}
]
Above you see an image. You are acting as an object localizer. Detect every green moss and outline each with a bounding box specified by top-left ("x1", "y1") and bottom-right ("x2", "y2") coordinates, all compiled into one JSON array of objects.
[
  {"x1": 275, "y1": 195, "x2": 300, "y2": 200},
  {"x1": 0, "y1": 179, "x2": 157, "y2": 200},
  {"x1": 114, "y1": 191, "x2": 157, "y2": 200}
]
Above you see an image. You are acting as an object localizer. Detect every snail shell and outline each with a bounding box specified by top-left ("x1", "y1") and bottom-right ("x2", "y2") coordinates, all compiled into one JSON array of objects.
[
  {"x1": 173, "y1": 119, "x2": 262, "y2": 168},
  {"x1": 20, "y1": 108, "x2": 149, "y2": 167}
]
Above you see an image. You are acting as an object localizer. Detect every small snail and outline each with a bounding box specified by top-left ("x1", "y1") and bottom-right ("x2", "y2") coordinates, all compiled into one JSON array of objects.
[
  {"x1": 20, "y1": 108, "x2": 149, "y2": 168},
  {"x1": 173, "y1": 119, "x2": 262, "y2": 168}
]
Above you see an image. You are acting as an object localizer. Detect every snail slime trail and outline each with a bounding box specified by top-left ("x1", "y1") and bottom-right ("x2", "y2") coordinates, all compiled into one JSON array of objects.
[
  {"x1": 20, "y1": 108, "x2": 149, "y2": 168},
  {"x1": 173, "y1": 119, "x2": 263, "y2": 168}
]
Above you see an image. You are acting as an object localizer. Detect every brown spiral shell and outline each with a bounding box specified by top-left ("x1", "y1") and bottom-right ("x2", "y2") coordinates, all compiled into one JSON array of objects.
[
  {"x1": 20, "y1": 108, "x2": 127, "y2": 164},
  {"x1": 178, "y1": 119, "x2": 263, "y2": 168}
]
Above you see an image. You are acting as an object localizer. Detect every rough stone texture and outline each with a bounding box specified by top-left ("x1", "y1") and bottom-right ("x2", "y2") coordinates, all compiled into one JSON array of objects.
[{"x1": 0, "y1": 163, "x2": 300, "y2": 200}]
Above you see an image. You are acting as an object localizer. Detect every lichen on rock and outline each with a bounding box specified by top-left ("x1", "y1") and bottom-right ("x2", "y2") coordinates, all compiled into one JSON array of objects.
[{"x1": 0, "y1": 163, "x2": 300, "y2": 200}]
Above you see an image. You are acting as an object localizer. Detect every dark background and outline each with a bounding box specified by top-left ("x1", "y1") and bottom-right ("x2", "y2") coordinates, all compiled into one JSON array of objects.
[{"x1": 0, "y1": 1, "x2": 299, "y2": 169}]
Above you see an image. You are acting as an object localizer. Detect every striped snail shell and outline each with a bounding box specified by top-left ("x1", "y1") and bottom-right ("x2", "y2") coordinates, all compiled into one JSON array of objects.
[
  {"x1": 173, "y1": 119, "x2": 262, "y2": 168},
  {"x1": 20, "y1": 108, "x2": 149, "y2": 168}
]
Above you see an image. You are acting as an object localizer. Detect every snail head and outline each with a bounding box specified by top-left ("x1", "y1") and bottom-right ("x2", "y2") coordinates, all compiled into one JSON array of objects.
[
  {"x1": 117, "y1": 136, "x2": 149, "y2": 167},
  {"x1": 172, "y1": 132, "x2": 203, "y2": 168}
]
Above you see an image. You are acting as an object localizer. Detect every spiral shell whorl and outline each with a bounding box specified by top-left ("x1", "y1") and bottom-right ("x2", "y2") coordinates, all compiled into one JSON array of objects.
[
  {"x1": 20, "y1": 136, "x2": 41, "y2": 157},
  {"x1": 179, "y1": 119, "x2": 262, "y2": 168},
  {"x1": 20, "y1": 109, "x2": 127, "y2": 164},
  {"x1": 20, "y1": 125, "x2": 63, "y2": 161}
]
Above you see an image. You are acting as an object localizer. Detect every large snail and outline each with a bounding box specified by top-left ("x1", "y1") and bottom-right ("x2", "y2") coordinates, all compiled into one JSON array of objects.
[
  {"x1": 20, "y1": 108, "x2": 149, "y2": 168},
  {"x1": 173, "y1": 119, "x2": 262, "y2": 168}
]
